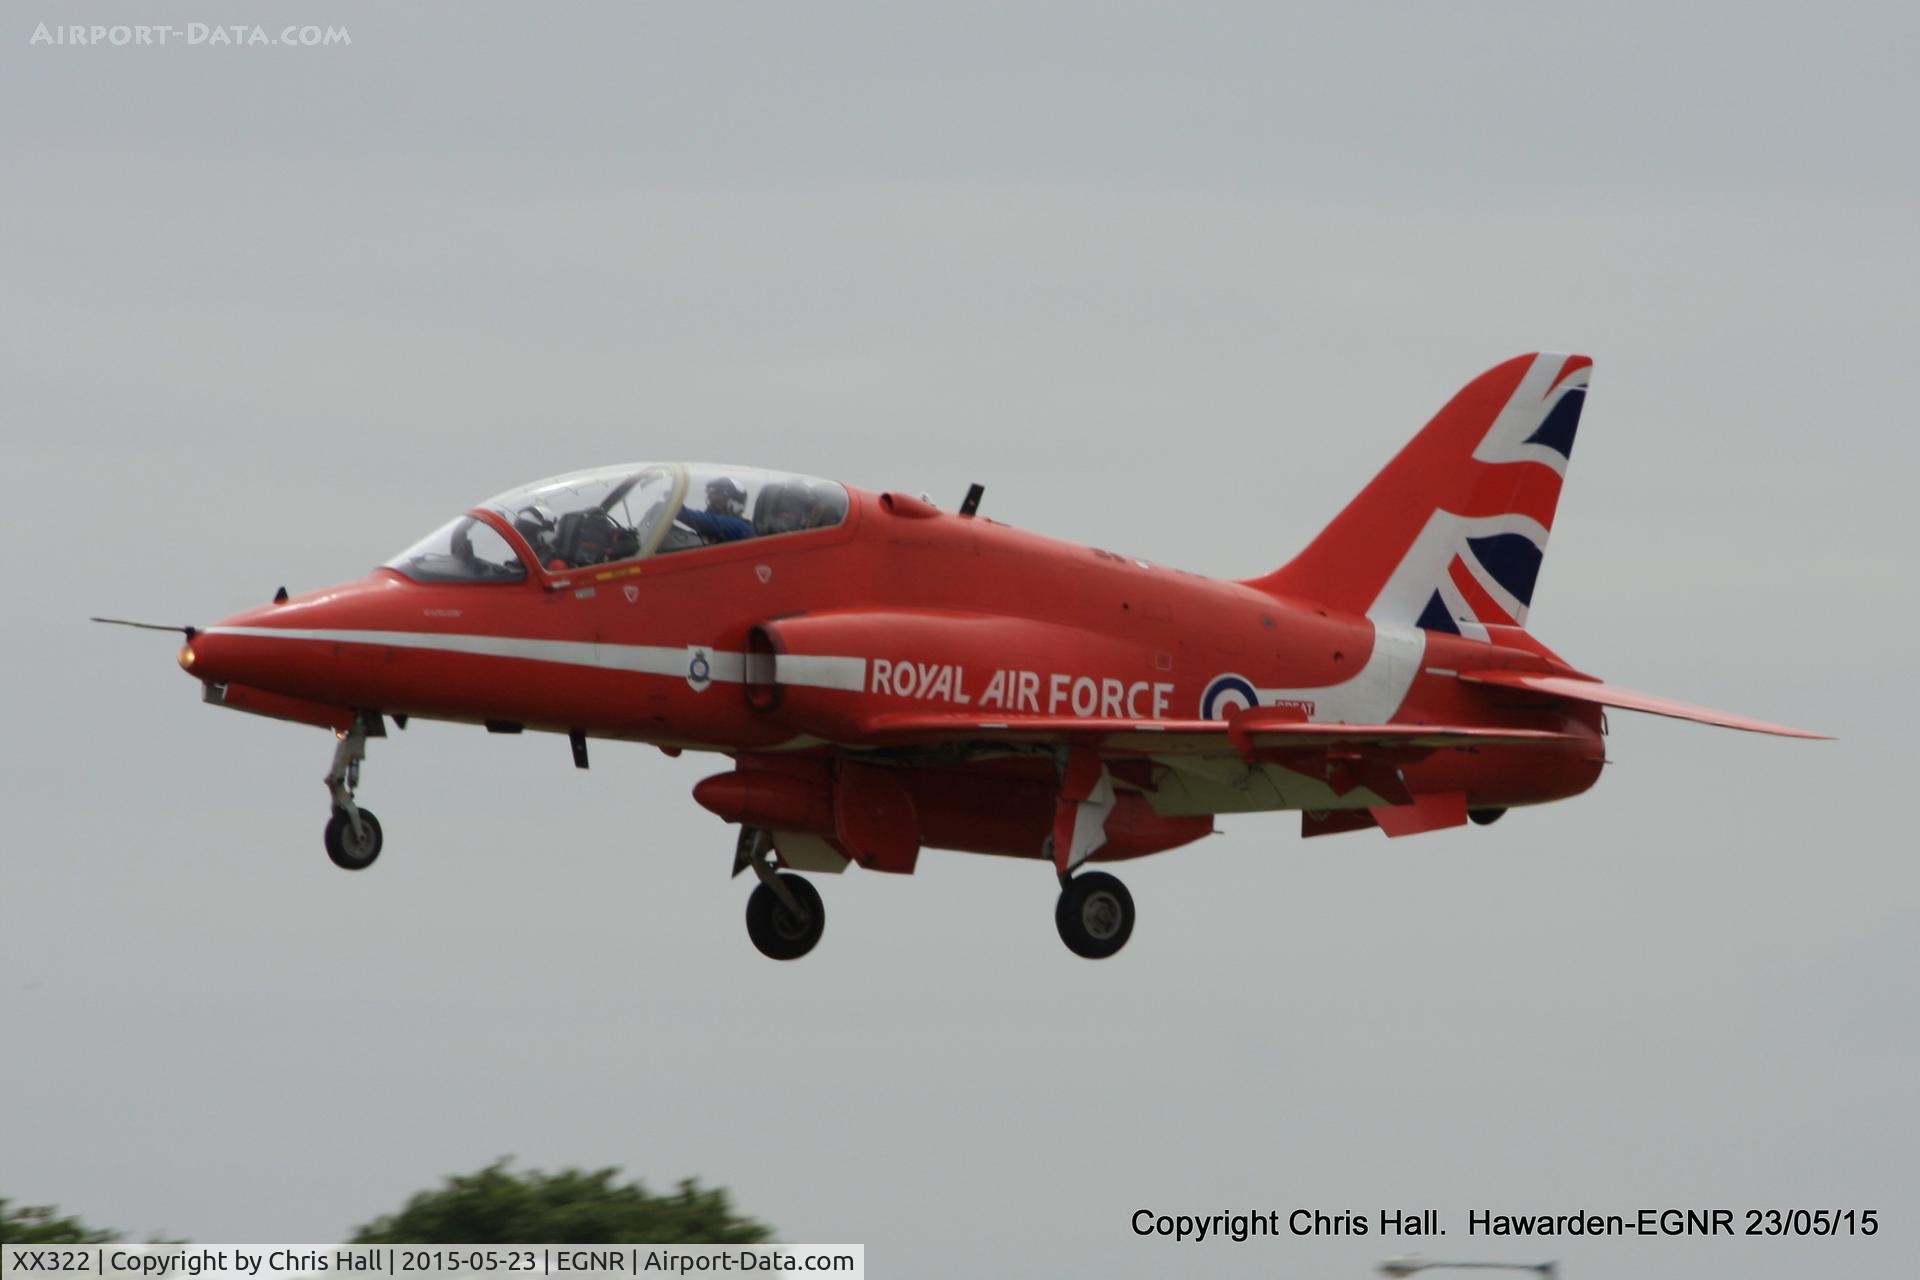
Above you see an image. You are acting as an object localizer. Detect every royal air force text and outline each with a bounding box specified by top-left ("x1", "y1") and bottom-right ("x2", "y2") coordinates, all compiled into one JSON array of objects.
[{"x1": 870, "y1": 661, "x2": 1173, "y2": 718}]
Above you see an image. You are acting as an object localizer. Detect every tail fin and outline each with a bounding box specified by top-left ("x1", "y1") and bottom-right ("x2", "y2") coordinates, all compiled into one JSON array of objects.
[{"x1": 1250, "y1": 352, "x2": 1590, "y2": 639}]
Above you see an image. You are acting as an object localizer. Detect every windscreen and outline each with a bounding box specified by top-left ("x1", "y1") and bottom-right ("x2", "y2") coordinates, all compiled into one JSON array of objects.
[{"x1": 384, "y1": 515, "x2": 527, "y2": 583}]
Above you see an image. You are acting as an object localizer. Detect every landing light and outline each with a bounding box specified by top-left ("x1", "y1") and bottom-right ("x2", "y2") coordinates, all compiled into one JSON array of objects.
[{"x1": 177, "y1": 643, "x2": 195, "y2": 671}]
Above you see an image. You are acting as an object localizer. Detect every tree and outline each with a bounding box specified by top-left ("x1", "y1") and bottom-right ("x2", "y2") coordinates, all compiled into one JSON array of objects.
[
  {"x1": 349, "y1": 1160, "x2": 773, "y2": 1244},
  {"x1": 0, "y1": 1198, "x2": 120, "y2": 1243}
]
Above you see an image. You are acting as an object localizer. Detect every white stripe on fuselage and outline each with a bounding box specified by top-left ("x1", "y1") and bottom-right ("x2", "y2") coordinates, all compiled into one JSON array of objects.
[
  {"x1": 207, "y1": 624, "x2": 1420, "y2": 718},
  {"x1": 1250, "y1": 622, "x2": 1427, "y2": 724},
  {"x1": 199, "y1": 626, "x2": 867, "y2": 691}
]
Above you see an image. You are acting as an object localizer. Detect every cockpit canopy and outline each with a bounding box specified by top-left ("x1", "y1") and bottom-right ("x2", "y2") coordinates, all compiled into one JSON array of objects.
[{"x1": 385, "y1": 462, "x2": 850, "y2": 584}]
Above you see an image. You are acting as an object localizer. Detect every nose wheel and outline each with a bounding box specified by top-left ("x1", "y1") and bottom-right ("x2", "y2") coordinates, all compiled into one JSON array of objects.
[
  {"x1": 1056, "y1": 870, "x2": 1134, "y2": 959},
  {"x1": 322, "y1": 714, "x2": 384, "y2": 871},
  {"x1": 324, "y1": 808, "x2": 384, "y2": 870}
]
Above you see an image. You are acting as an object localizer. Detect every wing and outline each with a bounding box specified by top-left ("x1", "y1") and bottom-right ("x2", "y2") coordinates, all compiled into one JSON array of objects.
[
  {"x1": 1457, "y1": 670, "x2": 1829, "y2": 739},
  {"x1": 849, "y1": 709, "x2": 1580, "y2": 861},
  {"x1": 852, "y1": 709, "x2": 1582, "y2": 756}
]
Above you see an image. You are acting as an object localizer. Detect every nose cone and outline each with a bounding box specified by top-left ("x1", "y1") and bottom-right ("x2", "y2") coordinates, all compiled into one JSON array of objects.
[{"x1": 184, "y1": 573, "x2": 409, "y2": 700}]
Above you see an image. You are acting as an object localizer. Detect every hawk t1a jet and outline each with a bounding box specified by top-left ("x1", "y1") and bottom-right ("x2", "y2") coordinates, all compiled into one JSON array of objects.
[{"x1": 103, "y1": 354, "x2": 1823, "y2": 959}]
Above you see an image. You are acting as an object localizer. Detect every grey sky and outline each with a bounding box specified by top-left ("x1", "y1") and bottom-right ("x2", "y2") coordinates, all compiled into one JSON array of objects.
[{"x1": 3, "y1": 3, "x2": 1913, "y2": 1276}]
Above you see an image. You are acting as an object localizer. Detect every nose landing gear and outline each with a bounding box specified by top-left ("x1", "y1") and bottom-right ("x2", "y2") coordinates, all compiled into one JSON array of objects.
[
  {"x1": 322, "y1": 714, "x2": 384, "y2": 870},
  {"x1": 324, "y1": 808, "x2": 383, "y2": 870}
]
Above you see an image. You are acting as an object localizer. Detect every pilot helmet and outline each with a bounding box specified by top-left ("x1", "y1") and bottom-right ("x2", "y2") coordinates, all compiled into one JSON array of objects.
[{"x1": 706, "y1": 477, "x2": 748, "y2": 515}]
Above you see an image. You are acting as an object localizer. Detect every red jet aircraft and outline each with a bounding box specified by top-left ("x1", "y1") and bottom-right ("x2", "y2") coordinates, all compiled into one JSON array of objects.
[{"x1": 103, "y1": 353, "x2": 1823, "y2": 959}]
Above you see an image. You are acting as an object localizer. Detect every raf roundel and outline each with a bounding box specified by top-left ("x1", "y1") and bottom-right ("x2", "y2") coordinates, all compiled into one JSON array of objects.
[{"x1": 1200, "y1": 673, "x2": 1259, "y2": 720}]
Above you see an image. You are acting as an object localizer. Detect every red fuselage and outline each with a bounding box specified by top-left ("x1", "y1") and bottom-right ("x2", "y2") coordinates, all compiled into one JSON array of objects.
[{"x1": 184, "y1": 482, "x2": 1604, "y2": 864}]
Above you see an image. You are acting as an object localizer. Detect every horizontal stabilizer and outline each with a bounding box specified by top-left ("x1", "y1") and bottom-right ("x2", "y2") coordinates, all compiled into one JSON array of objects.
[
  {"x1": 1458, "y1": 671, "x2": 1829, "y2": 739},
  {"x1": 854, "y1": 711, "x2": 1582, "y2": 756}
]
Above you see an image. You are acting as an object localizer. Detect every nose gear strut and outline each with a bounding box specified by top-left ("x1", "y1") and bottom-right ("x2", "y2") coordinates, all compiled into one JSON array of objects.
[{"x1": 322, "y1": 713, "x2": 385, "y2": 870}]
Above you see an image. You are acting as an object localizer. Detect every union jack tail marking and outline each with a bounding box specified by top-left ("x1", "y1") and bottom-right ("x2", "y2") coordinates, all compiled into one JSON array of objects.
[{"x1": 1250, "y1": 352, "x2": 1590, "y2": 639}]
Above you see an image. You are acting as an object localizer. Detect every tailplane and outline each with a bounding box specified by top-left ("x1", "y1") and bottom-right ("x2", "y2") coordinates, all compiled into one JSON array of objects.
[
  {"x1": 1250, "y1": 353, "x2": 1590, "y2": 639},
  {"x1": 1457, "y1": 670, "x2": 1829, "y2": 739}
]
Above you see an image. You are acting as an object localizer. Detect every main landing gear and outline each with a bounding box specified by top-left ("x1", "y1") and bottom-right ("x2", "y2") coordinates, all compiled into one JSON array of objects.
[
  {"x1": 1055, "y1": 870, "x2": 1135, "y2": 960},
  {"x1": 322, "y1": 714, "x2": 383, "y2": 871},
  {"x1": 721, "y1": 827, "x2": 1137, "y2": 961},
  {"x1": 734, "y1": 827, "x2": 825, "y2": 960}
]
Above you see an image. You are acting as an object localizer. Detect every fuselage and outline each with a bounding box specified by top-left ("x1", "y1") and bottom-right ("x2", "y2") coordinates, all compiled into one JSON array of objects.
[{"x1": 184, "y1": 476, "x2": 1605, "y2": 863}]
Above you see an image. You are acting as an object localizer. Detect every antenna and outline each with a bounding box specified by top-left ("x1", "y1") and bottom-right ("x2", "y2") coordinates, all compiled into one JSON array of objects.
[
  {"x1": 958, "y1": 483, "x2": 984, "y2": 517},
  {"x1": 92, "y1": 617, "x2": 198, "y2": 639}
]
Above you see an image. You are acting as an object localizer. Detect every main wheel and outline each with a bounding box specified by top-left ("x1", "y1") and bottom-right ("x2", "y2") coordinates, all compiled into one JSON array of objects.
[
  {"x1": 1467, "y1": 807, "x2": 1507, "y2": 826},
  {"x1": 324, "y1": 808, "x2": 384, "y2": 870},
  {"x1": 1055, "y1": 871, "x2": 1135, "y2": 959},
  {"x1": 745, "y1": 873, "x2": 825, "y2": 960}
]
